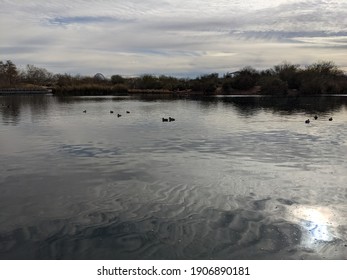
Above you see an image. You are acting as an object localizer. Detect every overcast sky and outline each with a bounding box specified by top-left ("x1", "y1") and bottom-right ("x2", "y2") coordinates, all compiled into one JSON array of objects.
[{"x1": 1, "y1": 0, "x2": 347, "y2": 77}]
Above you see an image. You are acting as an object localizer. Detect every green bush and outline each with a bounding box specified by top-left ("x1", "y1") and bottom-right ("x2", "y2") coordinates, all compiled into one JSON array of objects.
[
  {"x1": 111, "y1": 75, "x2": 125, "y2": 84},
  {"x1": 259, "y1": 76, "x2": 288, "y2": 95},
  {"x1": 231, "y1": 67, "x2": 259, "y2": 90}
]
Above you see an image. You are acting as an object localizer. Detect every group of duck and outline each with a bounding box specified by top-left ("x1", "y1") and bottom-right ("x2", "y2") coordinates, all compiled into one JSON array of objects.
[
  {"x1": 83, "y1": 109, "x2": 130, "y2": 118},
  {"x1": 82, "y1": 109, "x2": 176, "y2": 122},
  {"x1": 162, "y1": 117, "x2": 175, "y2": 122},
  {"x1": 305, "y1": 115, "x2": 333, "y2": 124}
]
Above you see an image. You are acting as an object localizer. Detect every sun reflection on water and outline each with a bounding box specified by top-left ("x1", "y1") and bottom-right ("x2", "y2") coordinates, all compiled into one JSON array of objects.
[{"x1": 291, "y1": 206, "x2": 338, "y2": 245}]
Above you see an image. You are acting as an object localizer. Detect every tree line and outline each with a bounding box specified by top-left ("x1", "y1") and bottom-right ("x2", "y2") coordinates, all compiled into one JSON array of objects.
[
  {"x1": 0, "y1": 61, "x2": 54, "y2": 87},
  {"x1": 1, "y1": 60, "x2": 346, "y2": 95}
]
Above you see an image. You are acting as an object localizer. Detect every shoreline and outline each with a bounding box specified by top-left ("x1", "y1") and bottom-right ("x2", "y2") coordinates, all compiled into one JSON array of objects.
[
  {"x1": 0, "y1": 87, "x2": 52, "y2": 95},
  {"x1": 1, "y1": 86, "x2": 346, "y2": 97}
]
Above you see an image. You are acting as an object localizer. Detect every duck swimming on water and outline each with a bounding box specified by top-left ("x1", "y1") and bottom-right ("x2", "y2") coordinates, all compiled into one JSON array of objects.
[{"x1": 305, "y1": 119, "x2": 310, "y2": 124}]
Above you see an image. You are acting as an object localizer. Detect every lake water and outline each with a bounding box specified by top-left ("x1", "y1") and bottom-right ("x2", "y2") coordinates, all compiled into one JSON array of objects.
[{"x1": 0, "y1": 94, "x2": 346, "y2": 259}]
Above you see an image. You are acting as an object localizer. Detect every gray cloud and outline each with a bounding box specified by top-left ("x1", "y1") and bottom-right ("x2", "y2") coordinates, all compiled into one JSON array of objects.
[
  {"x1": 47, "y1": 16, "x2": 133, "y2": 26},
  {"x1": 1, "y1": 0, "x2": 347, "y2": 76}
]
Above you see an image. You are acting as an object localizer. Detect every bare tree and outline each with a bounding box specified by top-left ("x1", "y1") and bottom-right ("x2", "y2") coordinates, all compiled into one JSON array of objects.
[
  {"x1": 21, "y1": 64, "x2": 54, "y2": 85},
  {"x1": 0, "y1": 60, "x2": 18, "y2": 87}
]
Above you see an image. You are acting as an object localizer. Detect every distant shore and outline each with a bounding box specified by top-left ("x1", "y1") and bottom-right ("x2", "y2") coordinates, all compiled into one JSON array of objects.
[
  {"x1": 0, "y1": 86, "x2": 333, "y2": 97},
  {"x1": 2, "y1": 60, "x2": 347, "y2": 97},
  {"x1": 0, "y1": 86, "x2": 268, "y2": 96},
  {"x1": 0, "y1": 87, "x2": 52, "y2": 94}
]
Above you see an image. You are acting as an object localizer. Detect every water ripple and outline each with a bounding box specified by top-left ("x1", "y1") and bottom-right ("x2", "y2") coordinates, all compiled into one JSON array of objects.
[{"x1": 1, "y1": 95, "x2": 347, "y2": 259}]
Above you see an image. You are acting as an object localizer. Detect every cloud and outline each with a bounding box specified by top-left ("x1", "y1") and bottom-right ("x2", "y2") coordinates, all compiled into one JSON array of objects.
[
  {"x1": 1, "y1": 0, "x2": 347, "y2": 76},
  {"x1": 46, "y1": 16, "x2": 132, "y2": 26}
]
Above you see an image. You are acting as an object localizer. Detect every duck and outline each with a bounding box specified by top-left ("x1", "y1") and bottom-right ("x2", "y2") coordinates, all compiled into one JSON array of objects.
[
  {"x1": 110, "y1": 110, "x2": 114, "y2": 114},
  {"x1": 117, "y1": 114, "x2": 122, "y2": 118},
  {"x1": 305, "y1": 119, "x2": 310, "y2": 124},
  {"x1": 126, "y1": 111, "x2": 130, "y2": 114},
  {"x1": 329, "y1": 117, "x2": 333, "y2": 121},
  {"x1": 83, "y1": 110, "x2": 87, "y2": 113},
  {"x1": 162, "y1": 118, "x2": 168, "y2": 122},
  {"x1": 314, "y1": 115, "x2": 318, "y2": 120},
  {"x1": 169, "y1": 117, "x2": 175, "y2": 122}
]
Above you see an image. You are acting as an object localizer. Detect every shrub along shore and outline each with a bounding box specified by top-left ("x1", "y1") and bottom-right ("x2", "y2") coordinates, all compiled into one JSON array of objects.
[{"x1": 1, "y1": 60, "x2": 347, "y2": 96}]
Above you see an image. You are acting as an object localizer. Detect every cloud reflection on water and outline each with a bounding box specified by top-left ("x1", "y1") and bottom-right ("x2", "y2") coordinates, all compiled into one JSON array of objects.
[{"x1": 1, "y1": 95, "x2": 347, "y2": 259}]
